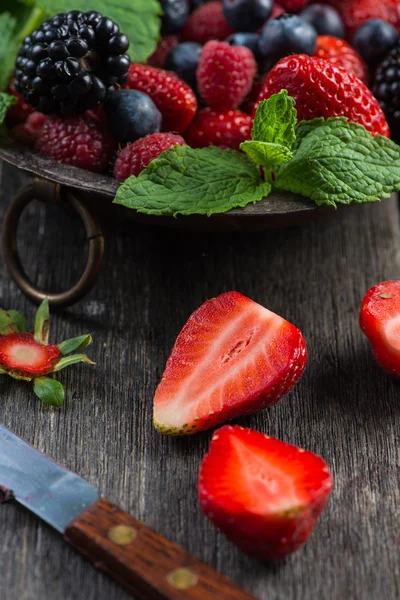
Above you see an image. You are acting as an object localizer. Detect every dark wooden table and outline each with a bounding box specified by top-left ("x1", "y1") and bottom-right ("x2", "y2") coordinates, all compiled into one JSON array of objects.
[{"x1": 1, "y1": 159, "x2": 400, "y2": 600}]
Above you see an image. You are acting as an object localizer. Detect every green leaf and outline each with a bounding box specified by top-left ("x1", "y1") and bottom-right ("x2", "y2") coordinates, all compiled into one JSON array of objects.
[
  {"x1": 251, "y1": 91, "x2": 297, "y2": 148},
  {"x1": 36, "y1": 0, "x2": 162, "y2": 63},
  {"x1": 8, "y1": 371, "x2": 32, "y2": 381},
  {"x1": 7, "y1": 310, "x2": 28, "y2": 333},
  {"x1": 0, "y1": 93, "x2": 16, "y2": 125},
  {"x1": 0, "y1": 367, "x2": 7, "y2": 375},
  {"x1": 240, "y1": 140, "x2": 293, "y2": 169},
  {"x1": 275, "y1": 118, "x2": 400, "y2": 207},
  {"x1": 0, "y1": 309, "x2": 19, "y2": 335},
  {"x1": 114, "y1": 146, "x2": 271, "y2": 217},
  {"x1": 58, "y1": 334, "x2": 92, "y2": 355},
  {"x1": 34, "y1": 298, "x2": 50, "y2": 344},
  {"x1": 33, "y1": 377, "x2": 64, "y2": 407},
  {"x1": 0, "y1": 13, "x2": 17, "y2": 92},
  {"x1": 51, "y1": 354, "x2": 95, "y2": 372}
]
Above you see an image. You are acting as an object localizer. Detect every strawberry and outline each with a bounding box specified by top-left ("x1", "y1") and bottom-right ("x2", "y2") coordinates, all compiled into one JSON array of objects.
[
  {"x1": 335, "y1": 0, "x2": 399, "y2": 39},
  {"x1": 197, "y1": 41, "x2": 257, "y2": 111},
  {"x1": 153, "y1": 292, "x2": 307, "y2": 435},
  {"x1": 199, "y1": 426, "x2": 333, "y2": 560},
  {"x1": 124, "y1": 63, "x2": 197, "y2": 133},
  {"x1": 278, "y1": 0, "x2": 309, "y2": 11},
  {"x1": 314, "y1": 35, "x2": 368, "y2": 83},
  {"x1": 255, "y1": 54, "x2": 389, "y2": 138},
  {"x1": 113, "y1": 132, "x2": 186, "y2": 180},
  {"x1": 181, "y1": 1, "x2": 234, "y2": 44},
  {"x1": 185, "y1": 108, "x2": 251, "y2": 149},
  {"x1": 360, "y1": 281, "x2": 400, "y2": 378},
  {"x1": 147, "y1": 35, "x2": 179, "y2": 68},
  {"x1": 0, "y1": 333, "x2": 60, "y2": 374}
]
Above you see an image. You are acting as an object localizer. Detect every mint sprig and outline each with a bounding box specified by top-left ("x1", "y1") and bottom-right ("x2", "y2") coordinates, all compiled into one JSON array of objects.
[{"x1": 114, "y1": 146, "x2": 271, "y2": 217}]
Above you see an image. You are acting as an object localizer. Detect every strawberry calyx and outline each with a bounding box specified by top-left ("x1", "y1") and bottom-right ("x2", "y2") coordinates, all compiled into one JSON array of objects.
[{"x1": 0, "y1": 332, "x2": 60, "y2": 374}]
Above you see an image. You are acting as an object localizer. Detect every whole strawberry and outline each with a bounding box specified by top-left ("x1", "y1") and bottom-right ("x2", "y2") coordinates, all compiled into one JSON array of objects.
[
  {"x1": 185, "y1": 108, "x2": 251, "y2": 149},
  {"x1": 360, "y1": 281, "x2": 400, "y2": 378},
  {"x1": 113, "y1": 132, "x2": 186, "y2": 180},
  {"x1": 197, "y1": 41, "x2": 256, "y2": 112},
  {"x1": 124, "y1": 63, "x2": 197, "y2": 133},
  {"x1": 181, "y1": 1, "x2": 234, "y2": 44},
  {"x1": 199, "y1": 426, "x2": 333, "y2": 560},
  {"x1": 35, "y1": 112, "x2": 115, "y2": 172},
  {"x1": 314, "y1": 35, "x2": 367, "y2": 83},
  {"x1": 329, "y1": 0, "x2": 399, "y2": 39},
  {"x1": 256, "y1": 54, "x2": 389, "y2": 138}
]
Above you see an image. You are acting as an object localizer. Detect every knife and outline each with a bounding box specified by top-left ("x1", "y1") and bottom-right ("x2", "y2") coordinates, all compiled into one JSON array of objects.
[{"x1": 0, "y1": 424, "x2": 256, "y2": 600}]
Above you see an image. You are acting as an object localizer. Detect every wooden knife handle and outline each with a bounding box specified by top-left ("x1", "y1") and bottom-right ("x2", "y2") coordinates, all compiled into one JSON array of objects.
[{"x1": 64, "y1": 498, "x2": 257, "y2": 600}]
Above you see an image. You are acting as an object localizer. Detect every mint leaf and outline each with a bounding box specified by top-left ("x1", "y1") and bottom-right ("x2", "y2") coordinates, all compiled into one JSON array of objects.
[
  {"x1": 0, "y1": 13, "x2": 17, "y2": 91},
  {"x1": 252, "y1": 91, "x2": 297, "y2": 148},
  {"x1": 276, "y1": 118, "x2": 400, "y2": 207},
  {"x1": 34, "y1": 298, "x2": 50, "y2": 344},
  {"x1": 36, "y1": 0, "x2": 162, "y2": 63},
  {"x1": 33, "y1": 377, "x2": 64, "y2": 407},
  {"x1": 114, "y1": 146, "x2": 271, "y2": 217},
  {"x1": 58, "y1": 334, "x2": 92, "y2": 355},
  {"x1": 241, "y1": 91, "x2": 297, "y2": 172},
  {"x1": 0, "y1": 94, "x2": 16, "y2": 124}
]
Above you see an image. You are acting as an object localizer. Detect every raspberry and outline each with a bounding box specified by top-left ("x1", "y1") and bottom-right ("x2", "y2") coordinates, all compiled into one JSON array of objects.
[
  {"x1": 197, "y1": 41, "x2": 256, "y2": 111},
  {"x1": 35, "y1": 112, "x2": 115, "y2": 172},
  {"x1": 256, "y1": 54, "x2": 389, "y2": 138},
  {"x1": 331, "y1": 0, "x2": 398, "y2": 39},
  {"x1": 278, "y1": 0, "x2": 309, "y2": 11},
  {"x1": 113, "y1": 132, "x2": 186, "y2": 180},
  {"x1": 185, "y1": 108, "x2": 251, "y2": 149},
  {"x1": 14, "y1": 11, "x2": 130, "y2": 115},
  {"x1": 10, "y1": 112, "x2": 48, "y2": 147},
  {"x1": 124, "y1": 63, "x2": 197, "y2": 133},
  {"x1": 147, "y1": 35, "x2": 179, "y2": 68},
  {"x1": 314, "y1": 36, "x2": 368, "y2": 83},
  {"x1": 181, "y1": 2, "x2": 234, "y2": 44}
]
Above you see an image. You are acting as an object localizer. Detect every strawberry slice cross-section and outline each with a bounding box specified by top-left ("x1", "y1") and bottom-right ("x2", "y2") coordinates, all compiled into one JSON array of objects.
[
  {"x1": 153, "y1": 291, "x2": 307, "y2": 434},
  {"x1": 0, "y1": 333, "x2": 60, "y2": 374},
  {"x1": 199, "y1": 425, "x2": 333, "y2": 560}
]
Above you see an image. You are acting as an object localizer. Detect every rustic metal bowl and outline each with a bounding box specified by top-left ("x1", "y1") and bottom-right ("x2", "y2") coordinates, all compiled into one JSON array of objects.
[{"x1": 0, "y1": 137, "x2": 319, "y2": 307}]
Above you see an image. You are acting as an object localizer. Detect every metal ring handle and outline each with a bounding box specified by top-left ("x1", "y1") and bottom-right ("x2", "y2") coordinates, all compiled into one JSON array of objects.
[{"x1": 2, "y1": 182, "x2": 104, "y2": 308}]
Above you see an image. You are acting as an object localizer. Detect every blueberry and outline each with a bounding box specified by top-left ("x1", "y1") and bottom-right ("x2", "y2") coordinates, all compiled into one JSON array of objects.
[
  {"x1": 160, "y1": 0, "x2": 189, "y2": 35},
  {"x1": 105, "y1": 90, "x2": 162, "y2": 143},
  {"x1": 165, "y1": 42, "x2": 202, "y2": 88},
  {"x1": 300, "y1": 4, "x2": 344, "y2": 38},
  {"x1": 223, "y1": 0, "x2": 273, "y2": 33},
  {"x1": 226, "y1": 32, "x2": 261, "y2": 60},
  {"x1": 353, "y1": 19, "x2": 399, "y2": 66},
  {"x1": 259, "y1": 14, "x2": 317, "y2": 71}
]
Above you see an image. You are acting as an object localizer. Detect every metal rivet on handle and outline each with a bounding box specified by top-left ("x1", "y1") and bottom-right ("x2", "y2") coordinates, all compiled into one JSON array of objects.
[
  {"x1": 167, "y1": 568, "x2": 198, "y2": 590},
  {"x1": 107, "y1": 525, "x2": 137, "y2": 545}
]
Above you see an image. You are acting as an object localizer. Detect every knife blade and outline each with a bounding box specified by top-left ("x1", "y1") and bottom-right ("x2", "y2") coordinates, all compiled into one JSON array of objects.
[{"x1": 0, "y1": 425, "x2": 257, "y2": 600}]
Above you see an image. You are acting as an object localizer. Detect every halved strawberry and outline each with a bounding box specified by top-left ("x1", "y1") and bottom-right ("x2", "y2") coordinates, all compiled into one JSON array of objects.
[
  {"x1": 199, "y1": 425, "x2": 333, "y2": 560},
  {"x1": 360, "y1": 281, "x2": 400, "y2": 377},
  {"x1": 0, "y1": 332, "x2": 60, "y2": 374},
  {"x1": 153, "y1": 292, "x2": 306, "y2": 435}
]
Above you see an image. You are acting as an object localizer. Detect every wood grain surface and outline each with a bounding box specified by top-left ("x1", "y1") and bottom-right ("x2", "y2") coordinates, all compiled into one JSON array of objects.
[{"x1": 0, "y1": 160, "x2": 400, "y2": 600}]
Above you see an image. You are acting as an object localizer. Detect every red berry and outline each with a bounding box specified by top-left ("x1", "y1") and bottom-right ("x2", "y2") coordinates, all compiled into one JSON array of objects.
[
  {"x1": 153, "y1": 291, "x2": 307, "y2": 434},
  {"x1": 124, "y1": 64, "x2": 197, "y2": 134},
  {"x1": 332, "y1": 0, "x2": 399, "y2": 39},
  {"x1": 0, "y1": 333, "x2": 60, "y2": 374},
  {"x1": 270, "y1": 2, "x2": 285, "y2": 19},
  {"x1": 147, "y1": 35, "x2": 179, "y2": 68},
  {"x1": 5, "y1": 78, "x2": 33, "y2": 127},
  {"x1": 197, "y1": 41, "x2": 257, "y2": 111},
  {"x1": 181, "y1": 1, "x2": 234, "y2": 44},
  {"x1": 278, "y1": 0, "x2": 309, "y2": 11},
  {"x1": 113, "y1": 132, "x2": 186, "y2": 181},
  {"x1": 314, "y1": 35, "x2": 368, "y2": 83},
  {"x1": 199, "y1": 426, "x2": 333, "y2": 560},
  {"x1": 10, "y1": 111, "x2": 48, "y2": 147},
  {"x1": 185, "y1": 108, "x2": 251, "y2": 149},
  {"x1": 35, "y1": 112, "x2": 115, "y2": 173},
  {"x1": 256, "y1": 54, "x2": 389, "y2": 138},
  {"x1": 360, "y1": 281, "x2": 400, "y2": 378}
]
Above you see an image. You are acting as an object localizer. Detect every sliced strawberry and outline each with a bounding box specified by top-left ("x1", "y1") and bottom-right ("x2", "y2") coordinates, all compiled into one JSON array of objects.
[
  {"x1": 153, "y1": 292, "x2": 306, "y2": 435},
  {"x1": 199, "y1": 425, "x2": 333, "y2": 560},
  {"x1": 0, "y1": 333, "x2": 60, "y2": 374},
  {"x1": 360, "y1": 281, "x2": 400, "y2": 377}
]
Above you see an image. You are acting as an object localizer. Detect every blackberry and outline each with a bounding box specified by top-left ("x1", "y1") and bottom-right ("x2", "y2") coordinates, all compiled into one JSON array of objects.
[
  {"x1": 14, "y1": 11, "x2": 130, "y2": 115},
  {"x1": 372, "y1": 44, "x2": 400, "y2": 139}
]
